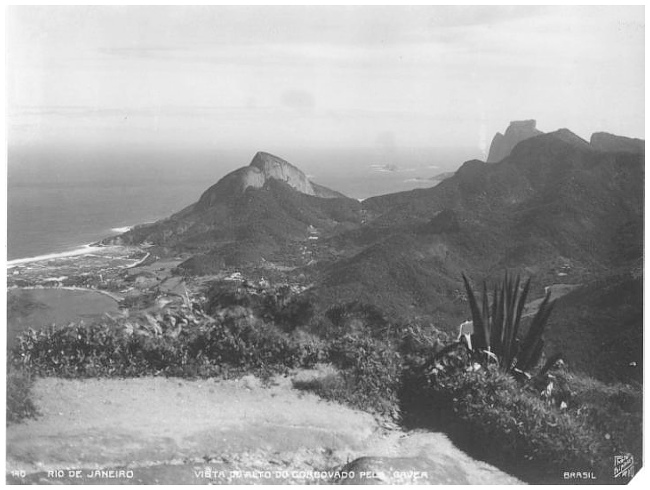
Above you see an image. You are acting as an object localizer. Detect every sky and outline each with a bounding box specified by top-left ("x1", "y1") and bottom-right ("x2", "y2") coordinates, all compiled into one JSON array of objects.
[{"x1": 5, "y1": 5, "x2": 645, "y2": 156}]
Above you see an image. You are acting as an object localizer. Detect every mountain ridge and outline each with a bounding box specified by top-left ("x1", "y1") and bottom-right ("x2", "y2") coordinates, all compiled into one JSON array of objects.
[{"x1": 590, "y1": 132, "x2": 645, "y2": 154}]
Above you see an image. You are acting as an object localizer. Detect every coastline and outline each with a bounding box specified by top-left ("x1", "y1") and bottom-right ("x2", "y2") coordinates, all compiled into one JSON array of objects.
[
  {"x1": 6, "y1": 241, "x2": 151, "y2": 294},
  {"x1": 7, "y1": 224, "x2": 137, "y2": 268},
  {"x1": 5, "y1": 240, "x2": 151, "y2": 346},
  {"x1": 7, "y1": 244, "x2": 109, "y2": 269}
]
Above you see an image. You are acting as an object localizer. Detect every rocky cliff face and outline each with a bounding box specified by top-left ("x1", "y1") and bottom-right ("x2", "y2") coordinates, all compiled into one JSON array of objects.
[
  {"x1": 247, "y1": 152, "x2": 317, "y2": 195},
  {"x1": 487, "y1": 120, "x2": 543, "y2": 163},
  {"x1": 590, "y1": 132, "x2": 645, "y2": 154},
  {"x1": 196, "y1": 151, "x2": 344, "y2": 210}
]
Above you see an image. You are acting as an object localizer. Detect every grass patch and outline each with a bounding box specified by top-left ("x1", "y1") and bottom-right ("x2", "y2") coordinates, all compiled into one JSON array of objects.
[{"x1": 7, "y1": 366, "x2": 39, "y2": 425}]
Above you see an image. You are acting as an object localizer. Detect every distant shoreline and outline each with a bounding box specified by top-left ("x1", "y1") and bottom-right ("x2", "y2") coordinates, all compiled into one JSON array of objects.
[
  {"x1": 7, "y1": 244, "x2": 108, "y2": 269},
  {"x1": 6, "y1": 225, "x2": 141, "y2": 268}
]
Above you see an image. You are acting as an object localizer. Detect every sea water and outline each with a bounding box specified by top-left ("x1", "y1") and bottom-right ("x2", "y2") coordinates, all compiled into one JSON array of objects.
[
  {"x1": 7, "y1": 145, "x2": 477, "y2": 262},
  {"x1": 7, "y1": 145, "x2": 233, "y2": 262}
]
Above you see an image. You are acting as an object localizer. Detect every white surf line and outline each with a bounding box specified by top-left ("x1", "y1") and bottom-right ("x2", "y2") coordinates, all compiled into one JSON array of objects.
[
  {"x1": 111, "y1": 226, "x2": 133, "y2": 234},
  {"x1": 8, "y1": 245, "x2": 148, "y2": 271},
  {"x1": 14, "y1": 286, "x2": 123, "y2": 302},
  {"x1": 7, "y1": 245, "x2": 102, "y2": 269}
]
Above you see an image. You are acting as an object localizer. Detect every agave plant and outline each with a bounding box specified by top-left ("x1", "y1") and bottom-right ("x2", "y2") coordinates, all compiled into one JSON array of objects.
[{"x1": 462, "y1": 272, "x2": 560, "y2": 380}]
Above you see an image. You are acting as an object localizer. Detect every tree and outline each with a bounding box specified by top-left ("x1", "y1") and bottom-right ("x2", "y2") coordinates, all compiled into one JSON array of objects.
[{"x1": 462, "y1": 272, "x2": 561, "y2": 380}]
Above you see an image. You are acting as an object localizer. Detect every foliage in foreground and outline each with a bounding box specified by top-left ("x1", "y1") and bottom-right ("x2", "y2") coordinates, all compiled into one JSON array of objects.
[
  {"x1": 8, "y1": 277, "x2": 642, "y2": 485},
  {"x1": 402, "y1": 341, "x2": 642, "y2": 484},
  {"x1": 11, "y1": 307, "x2": 322, "y2": 380},
  {"x1": 293, "y1": 333, "x2": 403, "y2": 416}
]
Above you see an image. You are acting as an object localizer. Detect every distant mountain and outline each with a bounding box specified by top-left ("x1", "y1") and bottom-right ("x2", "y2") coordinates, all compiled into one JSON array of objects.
[
  {"x1": 590, "y1": 132, "x2": 645, "y2": 154},
  {"x1": 196, "y1": 151, "x2": 345, "y2": 210},
  {"x1": 487, "y1": 120, "x2": 543, "y2": 163},
  {"x1": 104, "y1": 152, "x2": 361, "y2": 269}
]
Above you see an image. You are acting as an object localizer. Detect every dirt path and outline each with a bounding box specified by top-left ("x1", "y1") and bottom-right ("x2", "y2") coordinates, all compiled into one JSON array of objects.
[{"x1": 6, "y1": 373, "x2": 522, "y2": 485}]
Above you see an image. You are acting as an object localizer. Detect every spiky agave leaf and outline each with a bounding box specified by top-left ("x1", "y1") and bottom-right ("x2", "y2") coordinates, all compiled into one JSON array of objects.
[
  {"x1": 494, "y1": 271, "x2": 511, "y2": 369},
  {"x1": 504, "y1": 274, "x2": 521, "y2": 359},
  {"x1": 489, "y1": 282, "x2": 503, "y2": 358},
  {"x1": 509, "y1": 277, "x2": 531, "y2": 359},
  {"x1": 462, "y1": 273, "x2": 489, "y2": 351},
  {"x1": 481, "y1": 280, "x2": 492, "y2": 355},
  {"x1": 516, "y1": 291, "x2": 555, "y2": 372}
]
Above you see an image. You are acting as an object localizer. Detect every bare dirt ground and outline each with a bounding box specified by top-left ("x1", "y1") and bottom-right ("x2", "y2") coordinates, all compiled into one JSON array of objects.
[{"x1": 6, "y1": 372, "x2": 522, "y2": 485}]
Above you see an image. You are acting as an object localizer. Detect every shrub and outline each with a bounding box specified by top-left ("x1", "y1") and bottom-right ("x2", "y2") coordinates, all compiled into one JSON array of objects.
[
  {"x1": 324, "y1": 301, "x2": 391, "y2": 338},
  {"x1": 397, "y1": 322, "x2": 447, "y2": 365},
  {"x1": 412, "y1": 351, "x2": 642, "y2": 484},
  {"x1": 540, "y1": 370, "x2": 643, "y2": 463},
  {"x1": 293, "y1": 323, "x2": 447, "y2": 418},
  {"x1": 206, "y1": 282, "x2": 314, "y2": 331},
  {"x1": 11, "y1": 314, "x2": 322, "y2": 380},
  {"x1": 315, "y1": 334, "x2": 402, "y2": 416}
]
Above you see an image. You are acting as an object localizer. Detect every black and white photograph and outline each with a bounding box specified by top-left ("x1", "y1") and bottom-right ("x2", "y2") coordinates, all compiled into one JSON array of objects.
[{"x1": 3, "y1": 4, "x2": 645, "y2": 485}]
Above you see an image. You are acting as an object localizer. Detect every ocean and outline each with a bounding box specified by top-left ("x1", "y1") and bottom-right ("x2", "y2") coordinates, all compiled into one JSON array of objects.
[{"x1": 7, "y1": 145, "x2": 479, "y2": 262}]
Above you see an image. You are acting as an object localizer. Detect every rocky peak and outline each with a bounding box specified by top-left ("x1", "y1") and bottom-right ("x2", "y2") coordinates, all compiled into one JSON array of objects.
[
  {"x1": 505, "y1": 119, "x2": 538, "y2": 135},
  {"x1": 196, "y1": 151, "x2": 344, "y2": 210},
  {"x1": 247, "y1": 152, "x2": 316, "y2": 195},
  {"x1": 487, "y1": 120, "x2": 543, "y2": 163}
]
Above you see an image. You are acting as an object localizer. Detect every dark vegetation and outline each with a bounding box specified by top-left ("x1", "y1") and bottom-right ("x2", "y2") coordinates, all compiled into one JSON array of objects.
[
  {"x1": 544, "y1": 271, "x2": 643, "y2": 384},
  {"x1": 294, "y1": 334, "x2": 403, "y2": 415},
  {"x1": 401, "y1": 355, "x2": 642, "y2": 484},
  {"x1": 10, "y1": 302, "x2": 322, "y2": 381},
  {"x1": 205, "y1": 280, "x2": 314, "y2": 331}
]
